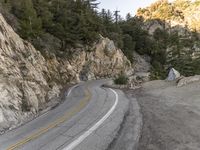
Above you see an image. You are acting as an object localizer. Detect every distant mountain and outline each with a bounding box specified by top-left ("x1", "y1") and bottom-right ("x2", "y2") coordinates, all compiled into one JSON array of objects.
[
  {"x1": 134, "y1": 0, "x2": 200, "y2": 78},
  {"x1": 137, "y1": 0, "x2": 200, "y2": 32}
]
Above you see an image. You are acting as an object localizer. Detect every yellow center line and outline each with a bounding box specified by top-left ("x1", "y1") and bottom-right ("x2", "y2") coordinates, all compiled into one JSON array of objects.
[{"x1": 7, "y1": 88, "x2": 92, "y2": 150}]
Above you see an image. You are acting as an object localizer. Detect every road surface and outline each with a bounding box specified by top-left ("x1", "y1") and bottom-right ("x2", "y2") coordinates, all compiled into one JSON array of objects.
[{"x1": 0, "y1": 80, "x2": 129, "y2": 150}]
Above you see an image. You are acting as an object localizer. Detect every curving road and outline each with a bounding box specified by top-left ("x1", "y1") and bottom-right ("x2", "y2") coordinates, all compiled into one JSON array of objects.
[{"x1": 0, "y1": 80, "x2": 129, "y2": 150}]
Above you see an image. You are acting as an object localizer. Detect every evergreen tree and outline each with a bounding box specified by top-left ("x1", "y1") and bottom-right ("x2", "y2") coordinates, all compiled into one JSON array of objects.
[
  {"x1": 11, "y1": 0, "x2": 42, "y2": 39},
  {"x1": 32, "y1": 0, "x2": 53, "y2": 30},
  {"x1": 123, "y1": 34, "x2": 135, "y2": 63},
  {"x1": 2, "y1": 0, "x2": 200, "y2": 79},
  {"x1": 126, "y1": 13, "x2": 132, "y2": 21}
]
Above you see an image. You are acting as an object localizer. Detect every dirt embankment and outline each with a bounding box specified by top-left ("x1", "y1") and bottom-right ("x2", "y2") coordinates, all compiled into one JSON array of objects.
[{"x1": 128, "y1": 80, "x2": 200, "y2": 150}]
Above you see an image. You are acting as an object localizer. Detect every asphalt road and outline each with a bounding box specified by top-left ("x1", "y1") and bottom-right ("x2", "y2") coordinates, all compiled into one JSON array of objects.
[{"x1": 0, "y1": 80, "x2": 129, "y2": 150}]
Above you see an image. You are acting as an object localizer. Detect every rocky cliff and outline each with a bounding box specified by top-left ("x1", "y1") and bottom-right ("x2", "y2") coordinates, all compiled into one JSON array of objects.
[{"x1": 0, "y1": 13, "x2": 133, "y2": 133}]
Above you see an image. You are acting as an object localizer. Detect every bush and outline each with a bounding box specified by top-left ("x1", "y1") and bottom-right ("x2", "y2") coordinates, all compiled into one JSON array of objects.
[{"x1": 114, "y1": 74, "x2": 129, "y2": 85}]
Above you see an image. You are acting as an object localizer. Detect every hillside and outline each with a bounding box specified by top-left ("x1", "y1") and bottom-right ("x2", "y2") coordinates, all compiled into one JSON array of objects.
[
  {"x1": 1, "y1": 0, "x2": 200, "y2": 80},
  {"x1": 135, "y1": 0, "x2": 200, "y2": 79},
  {"x1": 0, "y1": 12, "x2": 132, "y2": 133},
  {"x1": 137, "y1": 0, "x2": 200, "y2": 32}
]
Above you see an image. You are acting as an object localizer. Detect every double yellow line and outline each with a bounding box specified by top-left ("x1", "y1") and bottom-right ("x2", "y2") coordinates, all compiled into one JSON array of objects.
[{"x1": 7, "y1": 88, "x2": 91, "y2": 150}]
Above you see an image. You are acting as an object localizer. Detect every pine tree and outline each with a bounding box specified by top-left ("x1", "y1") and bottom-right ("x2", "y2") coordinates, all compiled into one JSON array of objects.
[
  {"x1": 126, "y1": 13, "x2": 132, "y2": 21},
  {"x1": 11, "y1": 0, "x2": 42, "y2": 39},
  {"x1": 32, "y1": 0, "x2": 53, "y2": 30}
]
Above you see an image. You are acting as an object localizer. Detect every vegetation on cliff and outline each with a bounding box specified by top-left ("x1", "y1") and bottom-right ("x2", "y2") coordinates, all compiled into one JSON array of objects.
[
  {"x1": 0, "y1": 0, "x2": 150, "y2": 64},
  {"x1": 1, "y1": 0, "x2": 200, "y2": 79},
  {"x1": 137, "y1": 0, "x2": 200, "y2": 79}
]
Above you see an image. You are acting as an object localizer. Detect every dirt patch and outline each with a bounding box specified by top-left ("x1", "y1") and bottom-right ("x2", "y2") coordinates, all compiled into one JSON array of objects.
[{"x1": 127, "y1": 80, "x2": 200, "y2": 150}]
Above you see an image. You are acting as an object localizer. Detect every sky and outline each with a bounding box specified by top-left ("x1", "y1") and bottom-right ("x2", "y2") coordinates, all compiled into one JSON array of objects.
[{"x1": 98, "y1": 0, "x2": 158, "y2": 18}]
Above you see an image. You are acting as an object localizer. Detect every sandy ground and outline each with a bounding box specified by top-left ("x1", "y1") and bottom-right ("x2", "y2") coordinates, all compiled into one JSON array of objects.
[{"x1": 128, "y1": 80, "x2": 200, "y2": 150}]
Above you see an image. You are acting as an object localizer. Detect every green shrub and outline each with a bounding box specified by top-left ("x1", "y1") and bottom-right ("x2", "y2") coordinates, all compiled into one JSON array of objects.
[{"x1": 114, "y1": 74, "x2": 129, "y2": 85}]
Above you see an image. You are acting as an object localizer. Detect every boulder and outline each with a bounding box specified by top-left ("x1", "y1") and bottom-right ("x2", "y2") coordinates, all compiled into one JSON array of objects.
[{"x1": 167, "y1": 68, "x2": 181, "y2": 81}]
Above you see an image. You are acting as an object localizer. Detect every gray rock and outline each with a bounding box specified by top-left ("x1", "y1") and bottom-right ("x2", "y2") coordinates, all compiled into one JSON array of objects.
[
  {"x1": 177, "y1": 75, "x2": 200, "y2": 87},
  {"x1": 167, "y1": 68, "x2": 180, "y2": 81}
]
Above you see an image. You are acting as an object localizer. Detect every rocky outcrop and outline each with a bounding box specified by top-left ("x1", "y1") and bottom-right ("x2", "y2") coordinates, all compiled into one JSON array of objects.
[
  {"x1": 140, "y1": 20, "x2": 165, "y2": 35},
  {"x1": 0, "y1": 13, "x2": 51, "y2": 132},
  {"x1": 72, "y1": 36, "x2": 133, "y2": 81},
  {"x1": 128, "y1": 52, "x2": 151, "y2": 88},
  {"x1": 0, "y1": 13, "x2": 133, "y2": 133},
  {"x1": 177, "y1": 75, "x2": 200, "y2": 87},
  {"x1": 133, "y1": 51, "x2": 151, "y2": 73},
  {"x1": 45, "y1": 36, "x2": 133, "y2": 82}
]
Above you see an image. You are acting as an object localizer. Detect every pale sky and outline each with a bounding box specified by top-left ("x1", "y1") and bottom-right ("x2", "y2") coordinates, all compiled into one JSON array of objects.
[{"x1": 98, "y1": 0, "x2": 158, "y2": 18}]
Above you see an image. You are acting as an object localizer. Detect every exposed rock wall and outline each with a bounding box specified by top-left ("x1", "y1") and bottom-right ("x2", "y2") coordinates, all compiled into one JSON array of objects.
[
  {"x1": 0, "y1": 13, "x2": 133, "y2": 133},
  {"x1": 0, "y1": 13, "x2": 51, "y2": 132}
]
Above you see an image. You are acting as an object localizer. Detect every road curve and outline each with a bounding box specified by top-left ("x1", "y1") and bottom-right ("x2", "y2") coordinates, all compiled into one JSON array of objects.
[{"x1": 0, "y1": 80, "x2": 129, "y2": 150}]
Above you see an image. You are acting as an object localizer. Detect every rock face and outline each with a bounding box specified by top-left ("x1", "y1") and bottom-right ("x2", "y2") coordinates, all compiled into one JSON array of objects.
[
  {"x1": 78, "y1": 36, "x2": 133, "y2": 80},
  {"x1": 0, "y1": 13, "x2": 51, "y2": 132},
  {"x1": 133, "y1": 51, "x2": 151, "y2": 73},
  {"x1": 167, "y1": 68, "x2": 180, "y2": 81},
  {"x1": 128, "y1": 51, "x2": 151, "y2": 88},
  {"x1": 177, "y1": 75, "x2": 200, "y2": 87},
  {"x1": 0, "y1": 13, "x2": 133, "y2": 133}
]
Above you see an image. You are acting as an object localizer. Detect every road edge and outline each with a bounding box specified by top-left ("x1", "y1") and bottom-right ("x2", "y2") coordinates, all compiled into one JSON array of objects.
[
  {"x1": 107, "y1": 93, "x2": 143, "y2": 150},
  {"x1": 62, "y1": 88, "x2": 119, "y2": 150}
]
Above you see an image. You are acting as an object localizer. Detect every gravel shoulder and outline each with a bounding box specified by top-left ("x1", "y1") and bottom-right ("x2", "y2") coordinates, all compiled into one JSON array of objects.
[{"x1": 127, "y1": 80, "x2": 200, "y2": 150}]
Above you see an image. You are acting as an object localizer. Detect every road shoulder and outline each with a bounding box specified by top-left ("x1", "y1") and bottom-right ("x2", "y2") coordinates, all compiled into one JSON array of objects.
[{"x1": 108, "y1": 90, "x2": 142, "y2": 150}]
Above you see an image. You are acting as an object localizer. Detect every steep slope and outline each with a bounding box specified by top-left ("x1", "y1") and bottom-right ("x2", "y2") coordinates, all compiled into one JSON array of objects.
[{"x1": 0, "y1": 13, "x2": 133, "y2": 133}]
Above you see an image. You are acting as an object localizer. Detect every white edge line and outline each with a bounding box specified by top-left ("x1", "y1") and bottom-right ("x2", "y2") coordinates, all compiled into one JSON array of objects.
[
  {"x1": 67, "y1": 85, "x2": 78, "y2": 97},
  {"x1": 63, "y1": 88, "x2": 119, "y2": 150}
]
